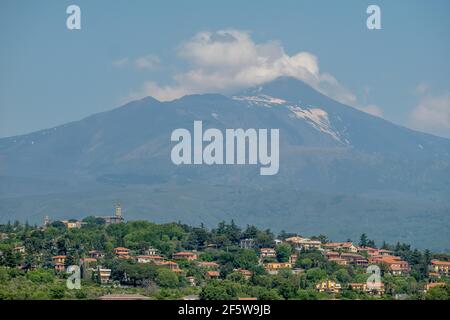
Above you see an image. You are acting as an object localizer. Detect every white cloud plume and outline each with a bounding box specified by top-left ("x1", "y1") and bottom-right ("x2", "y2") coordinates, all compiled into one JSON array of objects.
[
  {"x1": 409, "y1": 89, "x2": 450, "y2": 137},
  {"x1": 132, "y1": 29, "x2": 358, "y2": 105},
  {"x1": 124, "y1": 29, "x2": 386, "y2": 119}
]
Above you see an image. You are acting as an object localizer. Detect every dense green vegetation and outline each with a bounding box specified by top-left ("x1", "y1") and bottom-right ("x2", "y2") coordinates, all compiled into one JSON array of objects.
[{"x1": 0, "y1": 219, "x2": 448, "y2": 300}]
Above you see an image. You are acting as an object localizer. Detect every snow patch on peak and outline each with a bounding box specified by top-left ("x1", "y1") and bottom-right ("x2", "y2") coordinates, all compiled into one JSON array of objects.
[
  {"x1": 289, "y1": 106, "x2": 348, "y2": 144},
  {"x1": 232, "y1": 94, "x2": 287, "y2": 107}
]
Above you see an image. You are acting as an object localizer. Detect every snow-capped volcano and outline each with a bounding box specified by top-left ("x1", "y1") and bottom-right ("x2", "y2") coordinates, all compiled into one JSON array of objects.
[
  {"x1": 232, "y1": 92, "x2": 348, "y2": 144},
  {"x1": 1, "y1": 77, "x2": 450, "y2": 250}
]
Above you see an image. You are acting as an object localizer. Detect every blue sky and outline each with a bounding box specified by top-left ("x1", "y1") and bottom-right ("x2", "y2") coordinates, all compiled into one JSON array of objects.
[{"x1": 1, "y1": 0, "x2": 450, "y2": 138}]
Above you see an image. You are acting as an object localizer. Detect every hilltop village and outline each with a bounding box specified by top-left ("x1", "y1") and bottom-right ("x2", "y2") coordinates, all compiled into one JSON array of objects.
[{"x1": 0, "y1": 205, "x2": 449, "y2": 300}]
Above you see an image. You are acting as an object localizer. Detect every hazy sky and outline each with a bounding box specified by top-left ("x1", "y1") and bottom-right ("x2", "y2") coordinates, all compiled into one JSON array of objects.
[{"x1": 1, "y1": 0, "x2": 450, "y2": 138}]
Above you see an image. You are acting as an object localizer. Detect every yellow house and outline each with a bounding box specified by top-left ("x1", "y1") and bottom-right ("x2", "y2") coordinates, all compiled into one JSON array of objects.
[
  {"x1": 97, "y1": 268, "x2": 112, "y2": 284},
  {"x1": 61, "y1": 220, "x2": 82, "y2": 229},
  {"x1": 263, "y1": 262, "x2": 292, "y2": 274},
  {"x1": 316, "y1": 280, "x2": 342, "y2": 293},
  {"x1": 264, "y1": 262, "x2": 292, "y2": 270},
  {"x1": 349, "y1": 282, "x2": 385, "y2": 295},
  {"x1": 52, "y1": 255, "x2": 66, "y2": 272}
]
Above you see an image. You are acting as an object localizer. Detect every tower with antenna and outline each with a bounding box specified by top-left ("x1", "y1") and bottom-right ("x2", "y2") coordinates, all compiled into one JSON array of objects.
[
  {"x1": 115, "y1": 203, "x2": 122, "y2": 218},
  {"x1": 95, "y1": 202, "x2": 124, "y2": 225},
  {"x1": 43, "y1": 215, "x2": 50, "y2": 227}
]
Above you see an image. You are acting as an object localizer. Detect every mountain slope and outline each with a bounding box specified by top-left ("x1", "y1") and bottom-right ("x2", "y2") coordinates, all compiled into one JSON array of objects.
[{"x1": 1, "y1": 77, "x2": 449, "y2": 250}]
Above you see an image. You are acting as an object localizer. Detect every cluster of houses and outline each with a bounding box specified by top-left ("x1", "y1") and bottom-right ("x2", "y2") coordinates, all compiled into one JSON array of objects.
[
  {"x1": 252, "y1": 238, "x2": 388, "y2": 295},
  {"x1": 15, "y1": 234, "x2": 448, "y2": 272},
  {"x1": 256, "y1": 237, "x2": 411, "y2": 276},
  {"x1": 5, "y1": 228, "x2": 448, "y2": 296},
  {"x1": 37, "y1": 235, "x2": 448, "y2": 293},
  {"x1": 249, "y1": 236, "x2": 448, "y2": 295},
  {"x1": 49, "y1": 247, "x2": 226, "y2": 285},
  {"x1": 322, "y1": 243, "x2": 411, "y2": 276}
]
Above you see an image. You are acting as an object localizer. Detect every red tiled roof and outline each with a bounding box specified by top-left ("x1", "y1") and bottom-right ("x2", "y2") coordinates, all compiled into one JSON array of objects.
[
  {"x1": 431, "y1": 260, "x2": 450, "y2": 266},
  {"x1": 426, "y1": 282, "x2": 446, "y2": 289},
  {"x1": 341, "y1": 242, "x2": 354, "y2": 248},
  {"x1": 390, "y1": 265, "x2": 405, "y2": 271},
  {"x1": 324, "y1": 242, "x2": 354, "y2": 248},
  {"x1": 238, "y1": 269, "x2": 252, "y2": 275},
  {"x1": 173, "y1": 251, "x2": 196, "y2": 256},
  {"x1": 358, "y1": 246, "x2": 377, "y2": 251},
  {"x1": 341, "y1": 253, "x2": 364, "y2": 258}
]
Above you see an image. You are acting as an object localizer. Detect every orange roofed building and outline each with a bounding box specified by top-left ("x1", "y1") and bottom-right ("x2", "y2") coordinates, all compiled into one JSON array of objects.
[
  {"x1": 424, "y1": 282, "x2": 446, "y2": 293},
  {"x1": 264, "y1": 262, "x2": 292, "y2": 275},
  {"x1": 235, "y1": 268, "x2": 252, "y2": 280},
  {"x1": 136, "y1": 255, "x2": 164, "y2": 263},
  {"x1": 323, "y1": 242, "x2": 358, "y2": 253},
  {"x1": 369, "y1": 255, "x2": 410, "y2": 275},
  {"x1": 357, "y1": 247, "x2": 393, "y2": 257},
  {"x1": 285, "y1": 237, "x2": 322, "y2": 250},
  {"x1": 206, "y1": 270, "x2": 220, "y2": 279},
  {"x1": 155, "y1": 261, "x2": 182, "y2": 273},
  {"x1": 173, "y1": 251, "x2": 198, "y2": 261},
  {"x1": 429, "y1": 260, "x2": 450, "y2": 277},
  {"x1": 114, "y1": 247, "x2": 130, "y2": 256}
]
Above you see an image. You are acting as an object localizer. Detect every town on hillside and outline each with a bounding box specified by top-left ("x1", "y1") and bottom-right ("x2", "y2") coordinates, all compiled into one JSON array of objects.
[{"x1": 0, "y1": 204, "x2": 449, "y2": 300}]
